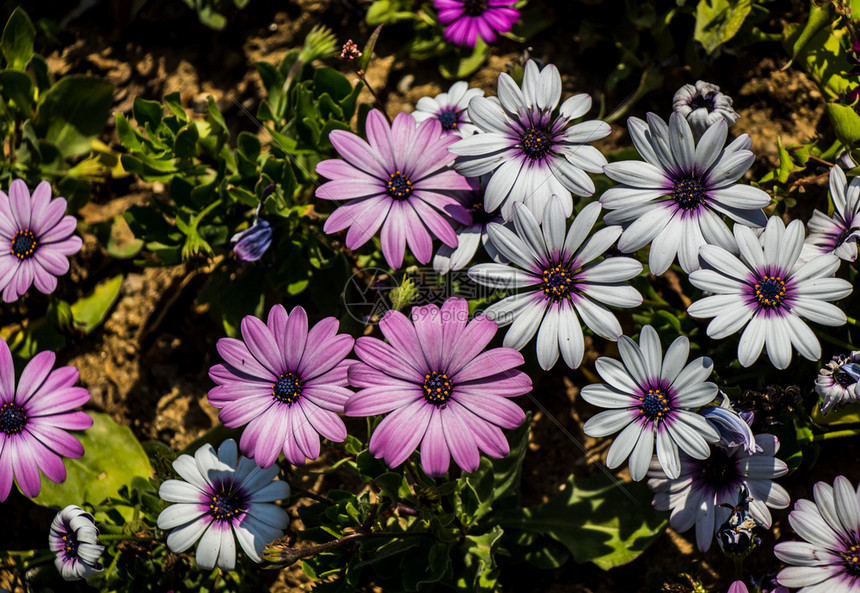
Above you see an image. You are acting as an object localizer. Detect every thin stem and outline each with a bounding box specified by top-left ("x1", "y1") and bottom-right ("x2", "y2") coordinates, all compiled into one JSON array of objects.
[
  {"x1": 846, "y1": 316, "x2": 858, "y2": 326},
  {"x1": 352, "y1": 69, "x2": 388, "y2": 123},
  {"x1": 815, "y1": 329, "x2": 857, "y2": 351},
  {"x1": 812, "y1": 428, "x2": 860, "y2": 442},
  {"x1": 733, "y1": 556, "x2": 744, "y2": 580}
]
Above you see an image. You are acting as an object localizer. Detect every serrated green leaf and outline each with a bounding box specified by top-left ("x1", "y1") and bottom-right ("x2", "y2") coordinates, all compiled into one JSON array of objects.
[
  {"x1": 1, "y1": 7, "x2": 35, "y2": 70},
  {"x1": 70, "y1": 275, "x2": 123, "y2": 334},
  {"x1": 31, "y1": 413, "x2": 152, "y2": 509},
  {"x1": 694, "y1": 0, "x2": 752, "y2": 54},
  {"x1": 498, "y1": 474, "x2": 666, "y2": 570}
]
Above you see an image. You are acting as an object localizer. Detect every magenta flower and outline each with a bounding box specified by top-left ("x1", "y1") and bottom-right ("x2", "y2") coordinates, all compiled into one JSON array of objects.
[
  {"x1": 208, "y1": 305, "x2": 354, "y2": 468},
  {"x1": 0, "y1": 339, "x2": 92, "y2": 501},
  {"x1": 434, "y1": 0, "x2": 520, "y2": 48},
  {"x1": 0, "y1": 180, "x2": 82, "y2": 302},
  {"x1": 315, "y1": 110, "x2": 472, "y2": 269},
  {"x1": 345, "y1": 297, "x2": 532, "y2": 476}
]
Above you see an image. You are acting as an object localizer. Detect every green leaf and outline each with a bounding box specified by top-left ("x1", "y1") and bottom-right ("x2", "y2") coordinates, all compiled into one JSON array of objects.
[
  {"x1": 438, "y1": 38, "x2": 491, "y2": 79},
  {"x1": 828, "y1": 103, "x2": 860, "y2": 146},
  {"x1": 498, "y1": 474, "x2": 667, "y2": 570},
  {"x1": 694, "y1": 0, "x2": 753, "y2": 54},
  {"x1": 783, "y1": 3, "x2": 834, "y2": 60},
  {"x1": 174, "y1": 123, "x2": 199, "y2": 159},
  {"x1": 31, "y1": 413, "x2": 152, "y2": 509},
  {"x1": 70, "y1": 275, "x2": 124, "y2": 334},
  {"x1": 491, "y1": 412, "x2": 531, "y2": 503},
  {"x1": 1, "y1": 7, "x2": 35, "y2": 70},
  {"x1": 132, "y1": 97, "x2": 164, "y2": 130},
  {"x1": 0, "y1": 69, "x2": 34, "y2": 118},
  {"x1": 35, "y1": 75, "x2": 114, "y2": 158},
  {"x1": 360, "y1": 24, "x2": 383, "y2": 73},
  {"x1": 313, "y1": 68, "x2": 353, "y2": 102}
]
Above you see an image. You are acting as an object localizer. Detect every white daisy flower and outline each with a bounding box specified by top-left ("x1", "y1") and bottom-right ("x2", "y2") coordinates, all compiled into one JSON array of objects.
[
  {"x1": 687, "y1": 216, "x2": 854, "y2": 370},
  {"x1": 601, "y1": 112, "x2": 770, "y2": 275},
  {"x1": 672, "y1": 80, "x2": 740, "y2": 139},
  {"x1": 647, "y1": 433, "x2": 789, "y2": 552},
  {"x1": 412, "y1": 81, "x2": 484, "y2": 138},
  {"x1": 801, "y1": 165, "x2": 860, "y2": 263},
  {"x1": 157, "y1": 439, "x2": 290, "y2": 571},
  {"x1": 432, "y1": 175, "x2": 505, "y2": 274},
  {"x1": 449, "y1": 60, "x2": 610, "y2": 220},
  {"x1": 49, "y1": 505, "x2": 104, "y2": 581},
  {"x1": 468, "y1": 195, "x2": 642, "y2": 370},
  {"x1": 816, "y1": 352, "x2": 860, "y2": 414},
  {"x1": 775, "y1": 475, "x2": 860, "y2": 593},
  {"x1": 581, "y1": 325, "x2": 720, "y2": 481}
]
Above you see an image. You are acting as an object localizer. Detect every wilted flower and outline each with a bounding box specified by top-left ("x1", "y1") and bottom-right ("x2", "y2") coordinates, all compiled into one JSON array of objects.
[
  {"x1": 0, "y1": 339, "x2": 91, "y2": 501},
  {"x1": 701, "y1": 392, "x2": 758, "y2": 453},
  {"x1": 648, "y1": 434, "x2": 789, "y2": 552},
  {"x1": 582, "y1": 325, "x2": 720, "y2": 481},
  {"x1": 345, "y1": 297, "x2": 532, "y2": 476},
  {"x1": 49, "y1": 505, "x2": 104, "y2": 581},
  {"x1": 434, "y1": 0, "x2": 520, "y2": 48},
  {"x1": 469, "y1": 197, "x2": 643, "y2": 370},
  {"x1": 432, "y1": 175, "x2": 504, "y2": 274},
  {"x1": 816, "y1": 352, "x2": 860, "y2": 414},
  {"x1": 601, "y1": 113, "x2": 769, "y2": 275},
  {"x1": 208, "y1": 305, "x2": 354, "y2": 467},
  {"x1": 157, "y1": 439, "x2": 290, "y2": 571},
  {"x1": 413, "y1": 81, "x2": 484, "y2": 138},
  {"x1": 672, "y1": 80, "x2": 740, "y2": 138},
  {"x1": 232, "y1": 219, "x2": 272, "y2": 263},
  {"x1": 316, "y1": 110, "x2": 471, "y2": 269},
  {"x1": 450, "y1": 60, "x2": 610, "y2": 220},
  {"x1": 801, "y1": 166, "x2": 860, "y2": 263},
  {"x1": 716, "y1": 486, "x2": 762, "y2": 558},
  {"x1": 0, "y1": 179, "x2": 82, "y2": 302},
  {"x1": 775, "y1": 475, "x2": 860, "y2": 592},
  {"x1": 688, "y1": 216, "x2": 853, "y2": 369}
]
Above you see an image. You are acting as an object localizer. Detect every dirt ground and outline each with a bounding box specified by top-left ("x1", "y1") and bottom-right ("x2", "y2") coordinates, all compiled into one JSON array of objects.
[{"x1": 2, "y1": 0, "x2": 855, "y2": 591}]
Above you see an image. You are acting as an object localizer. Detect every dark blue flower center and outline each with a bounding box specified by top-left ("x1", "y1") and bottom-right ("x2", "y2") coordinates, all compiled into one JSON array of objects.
[
  {"x1": 0, "y1": 402, "x2": 27, "y2": 435},
  {"x1": 834, "y1": 227, "x2": 852, "y2": 246},
  {"x1": 209, "y1": 486, "x2": 246, "y2": 522},
  {"x1": 423, "y1": 371, "x2": 452, "y2": 406},
  {"x1": 842, "y1": 544, "x2": 860, "y2": 576},
  {"x1": 469, "y1": 197, "x2": 494, "y2": 225},
  {"x1": 639, "y1": 388, "x2": 671, "y2": 421},
  {"x1": 272, "y1": 372, "x2": 303, "y2": 406},
  {"x1": 542, "y1": 264, "x2": 573, "y2": 299},
  {"x1": 753, "y1": 275, "x2": 787, "y2": 309},
  {"x1": 520, "y1": 126, "x2": 553, "y2": 160},
  {"x1": 835, "y1": 368, "x2": 857, "y2": 388},
  {"x1": 10, "y1": 229, "x2": 37, "y2": 260},
  {"x1": 698, "y1": 447, "x2": 737, "y2": 487},
  {"x1": 61, "y1": 533, "x2": 79, "y2": 559},
  {"x1": 672, "y1": 177, "x2": 707, "y2": 210},
  {"x1": 689, "y1": 92, "x2": 717, "y2": 111},
  {"x1": 462, "y1": 0, "x2": 487, "y2": 16},
  {"x1": 386, "y1": 171, "x2": 413, "y2": 200},
  {"x1": 438, "y1": 109, "x2": 460, "y2": 131}
]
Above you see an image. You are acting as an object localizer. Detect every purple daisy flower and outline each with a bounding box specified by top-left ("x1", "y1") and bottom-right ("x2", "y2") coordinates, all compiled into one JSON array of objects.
[
  {"x1": 581, "y1": 325, "x2": 720, "y2": 481},
  {"x1": 0, "y1": 179, "x2": 82, "y2": 302},
  {"x1": 469, "y1": 197, "x2": 643, "y2": 370},
  {"x1": 687, "y1": 216, "x2": 854, "y2": 369},
  {"x1": 344, "y1": 297, "x2": 532, "y2": 476},
  {"x1": 432, "y1": 175, "x2": 505, "y2": 274},
  {"x1": 647, "y1": 433, "x2": 789, "y2": 552},
  {"x1": 449, "y1": 60, "x2": 610, "y2": 220},
  {"x1": 208, "y1": 305, "x2": 354, "y2": 468},
  {"x1": 434, "y1": 0, "x2": 520, "y2": 48},
  {"x1": 0, "y1": 339, "x2": 92, "y2": 501},
  {"x1": 774, "y1": 475, "x2": 860, "y2": 592},
  {"x1": 816, "y1": 352, "x2": 860, "y2": 414},
  {"x1": 801, "y1": 166, "x2": 860, "y2": 263},
  {"x1": 601, "y1": 112, "x2": 770, "y2": 275},
  {"x1": 49, "y1": 505, "x2": 104, "y2": 581},
  {"x1": 413, "y1": 81, "x2": 484, "y2": 138},
  {"x1": 157, "y1": 439, "x2": 290, "y2": 571},
  {"x1": 316, "y1": 109, "x2": 472, "y2": 270}
]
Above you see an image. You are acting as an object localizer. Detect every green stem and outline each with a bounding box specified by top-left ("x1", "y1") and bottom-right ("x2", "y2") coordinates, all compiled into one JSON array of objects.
[
  {"x1": 812, "y1": 429, "x2": 860, "y2": 442},
  {"x1": 846, "y1": 316, "x2": 858, "y2": 326},
  {"x1": 733, "y1": 556, "x2": 743, "y2": 579},
  {"x1": 815, "y1": 329, "x2": 857, "y2": 352},
  {"x1": 98, "y1": 535, "x2": 158, "y2": 543}
]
